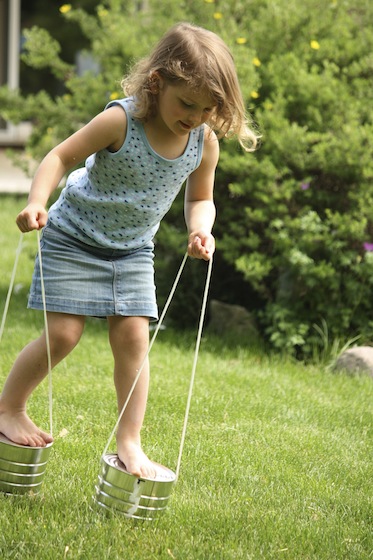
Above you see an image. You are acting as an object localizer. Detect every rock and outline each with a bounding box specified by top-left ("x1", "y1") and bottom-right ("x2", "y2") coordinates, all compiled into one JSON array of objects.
[
  {"x1": 207, "y1": 299, "x2": 259, "y2": 341},
  {"x1": 334, "y1": 346, "x2": 373, "y2": 376}
]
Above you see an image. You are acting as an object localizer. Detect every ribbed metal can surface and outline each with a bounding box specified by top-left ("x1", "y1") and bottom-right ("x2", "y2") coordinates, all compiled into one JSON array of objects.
[
  {"x1": 0, "y1": 433, "x2": 53, "y2": 495},
  {"x1": 94, "y1": 453, "x2": 176, "y2": 520}
]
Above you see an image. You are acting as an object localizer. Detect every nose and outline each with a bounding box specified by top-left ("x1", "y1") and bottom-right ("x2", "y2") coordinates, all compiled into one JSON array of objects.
[{"x1": 188, "y1": 110, "x2": 204, "y2": 126}]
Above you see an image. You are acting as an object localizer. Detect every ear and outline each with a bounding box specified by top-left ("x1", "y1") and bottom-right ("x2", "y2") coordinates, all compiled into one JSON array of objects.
[
  {"x1": 148, "y1": 71, "x2": 161, "y2": 95},
  {"x1": 148, "y1": 71, "x2": 164, "y2": 93}
]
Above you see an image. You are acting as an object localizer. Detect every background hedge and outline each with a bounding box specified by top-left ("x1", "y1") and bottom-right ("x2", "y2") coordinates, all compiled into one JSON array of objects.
[{"x1": 1, "y1": 0, "x2": 372, "y2": 358}]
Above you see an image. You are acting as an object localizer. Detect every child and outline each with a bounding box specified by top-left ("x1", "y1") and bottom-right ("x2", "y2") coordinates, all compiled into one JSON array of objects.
[{"x1": 0, "y1": 22, "x2": 258, "y2": 479}]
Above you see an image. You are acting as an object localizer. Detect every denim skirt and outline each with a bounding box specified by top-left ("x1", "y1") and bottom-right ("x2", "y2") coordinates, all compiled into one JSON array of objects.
[{"x1": 28, "y1": 223, "x2": 158, "y2": 320}]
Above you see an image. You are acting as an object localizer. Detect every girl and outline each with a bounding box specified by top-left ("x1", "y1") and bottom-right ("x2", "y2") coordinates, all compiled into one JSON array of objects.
[{"x1": 0, "y1": 22, "x2": 258, "y2": 479}]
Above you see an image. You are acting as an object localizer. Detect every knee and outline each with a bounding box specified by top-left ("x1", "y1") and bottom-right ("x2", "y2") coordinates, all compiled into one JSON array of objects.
[
  {"x1": 51, "y1": 331, "x2": 81, "y2": 355},
  {"x1": 109, "y1": 317, "x2": 149, "y2": 355},
  {"x1": 47, "y1": 316, "x2": 84, "y2": 357}
]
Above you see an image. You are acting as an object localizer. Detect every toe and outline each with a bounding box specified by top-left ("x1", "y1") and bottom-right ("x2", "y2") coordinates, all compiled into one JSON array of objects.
[{"x1": 39, "y1": 430, "x2": 53, "y2": 444}]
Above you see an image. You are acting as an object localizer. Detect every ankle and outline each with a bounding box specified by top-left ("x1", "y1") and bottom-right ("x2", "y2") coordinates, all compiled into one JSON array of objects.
[
  {"x1": 0, "y1": 399, "x2": 26, "y2": 415},
  {"x1": 116, "y1": 433, "x2": 141, "y2": 448}
]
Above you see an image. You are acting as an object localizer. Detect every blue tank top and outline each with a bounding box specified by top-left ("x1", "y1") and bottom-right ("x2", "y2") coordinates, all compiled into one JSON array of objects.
[{"x1": 48, "y1": 97, "x2": 205, "y2": 250}]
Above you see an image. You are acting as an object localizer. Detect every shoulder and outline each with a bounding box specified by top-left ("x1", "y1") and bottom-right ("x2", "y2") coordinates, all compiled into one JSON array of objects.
[
  {"x1": 187, "y1": 126, "x2": 219, "y2": 186},
  {"x1": 98, "y1": 103, "x2": 128, "y2": 153},
  {"x1": 85, "y1": 103, "x2": 127, "y2": 137},
  {"x1": 50, "y1": 103, "x2": 128, "y2": 168},
  {"x1": 103, "y1": 103, "x2": 128, "y2": 125},
  {"x1": 203, "y1": 125, "x2": 219, "y2": 146},
  {"x1": 201, "y1": 126, "x2": 219, "y2": 167}
]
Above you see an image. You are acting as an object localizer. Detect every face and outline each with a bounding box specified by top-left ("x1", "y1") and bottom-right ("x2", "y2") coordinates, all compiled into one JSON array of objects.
[{"x1": 155, "y1": 79, "x2": 215, "y2": 137}]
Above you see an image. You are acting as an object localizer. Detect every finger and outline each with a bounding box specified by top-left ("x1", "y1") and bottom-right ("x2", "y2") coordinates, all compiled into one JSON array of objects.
[
  {"x1": 188, "y1": 239, "x2": 211, "y2": 260},
  {"x1": 195, "y1": 235, "x2": 215, "y2": 257},
  {"x1": 16, "y1": 218, "x2": 29, "y2": 233},
  {"x1": 16, "y1": 214, "x2": 40, "y2": 232}
]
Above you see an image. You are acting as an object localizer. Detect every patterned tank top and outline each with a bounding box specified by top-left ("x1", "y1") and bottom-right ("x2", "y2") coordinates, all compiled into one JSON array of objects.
[{"x1": 48, "y1": 97, "x2": 205, "y2": 250}]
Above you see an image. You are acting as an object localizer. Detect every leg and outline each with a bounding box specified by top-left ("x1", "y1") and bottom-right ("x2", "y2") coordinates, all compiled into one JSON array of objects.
[
  {"x1": 108, "y1": 315, "x2": 157, "y2": 479},
  {"x1": 0, "y1": 312, "x2": 85, "y2": 447}
]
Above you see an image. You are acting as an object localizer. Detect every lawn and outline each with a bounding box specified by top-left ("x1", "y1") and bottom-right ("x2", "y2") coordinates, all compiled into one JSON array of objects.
[{"x1": 0, "y1": 195, "x2": 372, "y2": 559}]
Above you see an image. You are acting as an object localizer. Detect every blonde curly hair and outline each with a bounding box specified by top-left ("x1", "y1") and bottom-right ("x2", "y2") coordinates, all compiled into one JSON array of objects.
[{"x1": 121, "y1": 22, "x2": 259, "y2": 152}]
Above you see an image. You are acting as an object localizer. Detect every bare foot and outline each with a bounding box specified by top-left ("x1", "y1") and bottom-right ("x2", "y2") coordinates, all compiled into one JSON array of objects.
[
  {"x1": 117, "y1": 439, "x2": 158, "y2": 479},
  {"x1": 0, "y1": 409, "x2": 53, "y2": 448}
]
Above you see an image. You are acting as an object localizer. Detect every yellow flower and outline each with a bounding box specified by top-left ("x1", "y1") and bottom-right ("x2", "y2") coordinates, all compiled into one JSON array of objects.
[
  {"x1": 213, "y1": 12, "x2": 223, "y2": 19},
  {"x1": 204, "y1": 0, "x2": 215, "y2": 3},
  {"x1": 310, "y1": 40, "x2": 320, "y2": 50},
  {"x1": 109, "y1": 92, "x2": 120, "y2": 100},
  {"x1": 59, "y1": 4, "x2": 71, "y2": 14},
  {"x1": 263, "y1": 100, "x2": 273, "y2": 110},
  {"x1": 250, "y1": 91, "x2": 260, "y2": 99},
  {"x1": 236, "y1": 38, "x2": 247, "y2": 45},
  {"x1": 252, "y1": 57, "x2": 261, "y2": 67}
]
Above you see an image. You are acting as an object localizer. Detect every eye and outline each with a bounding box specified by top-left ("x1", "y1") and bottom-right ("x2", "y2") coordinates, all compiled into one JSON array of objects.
[{"x1": 181, "y1": 99, "x2": 193, "y2": 108}]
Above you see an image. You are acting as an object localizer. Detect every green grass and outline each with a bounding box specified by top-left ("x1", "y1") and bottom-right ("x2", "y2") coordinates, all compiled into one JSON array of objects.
[{"x1": 0, "y1": 194, "x2": 372, "y2": 559}]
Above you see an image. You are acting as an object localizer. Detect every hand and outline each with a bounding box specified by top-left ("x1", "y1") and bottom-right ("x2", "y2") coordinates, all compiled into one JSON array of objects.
[
  {"x1": 187, "y1": 231, "x2": 215, "y2": 261},
  {"x1": 16, "y1": 203, "x2": 48, "y2": 233}
]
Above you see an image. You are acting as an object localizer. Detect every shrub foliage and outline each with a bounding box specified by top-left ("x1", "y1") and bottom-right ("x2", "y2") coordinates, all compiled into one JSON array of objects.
[{"x1": 1, "y1": 0, "x2": 372, "y2": 356}]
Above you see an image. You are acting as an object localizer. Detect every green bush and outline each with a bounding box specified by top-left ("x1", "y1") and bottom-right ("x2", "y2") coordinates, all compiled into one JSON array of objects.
[
  {"x1": 213, "y1": 0, "x2": 373, "y2": 356},
  {"x1": 1, "y1": 0, "x2": 372, "y2": 357}
]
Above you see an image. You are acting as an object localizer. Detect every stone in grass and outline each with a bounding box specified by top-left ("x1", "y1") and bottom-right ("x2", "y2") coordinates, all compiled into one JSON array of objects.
[
  {"x1": 334, "y1": 346, "x2": 373, "y2": 377},
  {"x1": 207, "y1": 299, "x2": 260, "y2": 343}
]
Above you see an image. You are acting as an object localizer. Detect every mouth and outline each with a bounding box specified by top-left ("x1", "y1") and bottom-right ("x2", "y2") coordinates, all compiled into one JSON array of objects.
[{"x1": 179, "y1": 121, "x2": 192, "y2": 131}]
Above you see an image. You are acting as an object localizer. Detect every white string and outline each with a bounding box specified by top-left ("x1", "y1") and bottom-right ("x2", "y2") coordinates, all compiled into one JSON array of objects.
[
  {"x1": 0, "y1": 231, "x2": 53, "y2": 437},
  {"x1": 0, "y1": 233, "x2": 23, "y2": 344},
  {"x1": 101, "y1": 252, "x2": 189, "y2": 459},
  {"x1": 175, "y1": 256, "x2": 213, "y2": 479},
  {"x1": 37, "y1": 230, "x2": 53, "y2": 437}
]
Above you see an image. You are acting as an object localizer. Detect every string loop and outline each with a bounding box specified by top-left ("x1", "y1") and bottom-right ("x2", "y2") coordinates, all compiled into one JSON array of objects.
[
  {"x1": 2, "y1": 235, "x2": 213, "y2": 475},
  {"x1": 102, "y1": 253, "x2": 213, "y2": 480},
  {"x1": 102, "y1": 252, "x2": 188, "y2": 459},
  {"x1": 0, "y1": 231, "x2": 53, "y2": 437}
]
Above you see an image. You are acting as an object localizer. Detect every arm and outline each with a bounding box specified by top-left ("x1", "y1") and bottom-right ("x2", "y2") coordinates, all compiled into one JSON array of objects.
[
  {"x1": 16, "y1": 105, "x2": 127, "y2": 232},
  {"x1": 184, "y1": 128, "x2": 219, "y2": 261}
]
